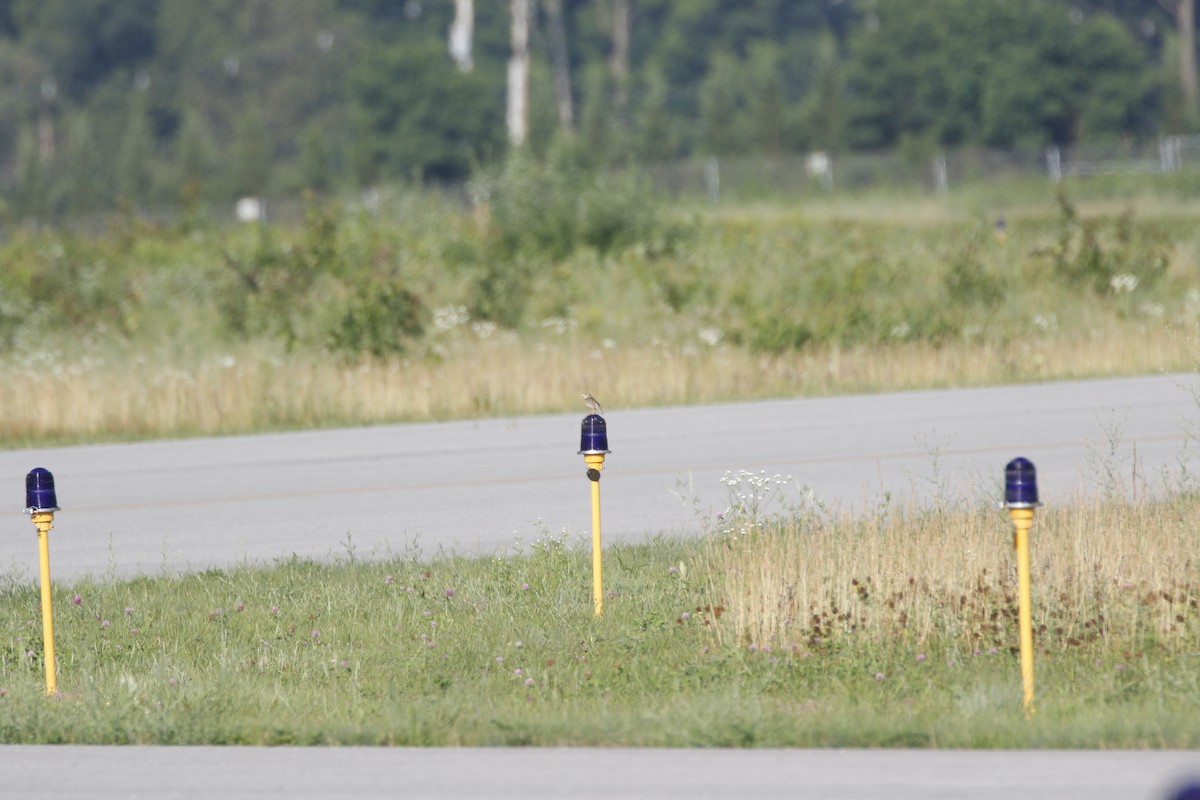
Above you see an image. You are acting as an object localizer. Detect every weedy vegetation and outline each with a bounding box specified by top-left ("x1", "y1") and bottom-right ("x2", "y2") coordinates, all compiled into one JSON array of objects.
[
  {"x1": 1, "y1": 172, "x2": 1198, "y2": 747},
  {"x1": 2, "y1": 170, "x2": 1199, "y2": 447},
  {"x1": 0, "y1": 481, "x2": 1197, "y2": 747}
]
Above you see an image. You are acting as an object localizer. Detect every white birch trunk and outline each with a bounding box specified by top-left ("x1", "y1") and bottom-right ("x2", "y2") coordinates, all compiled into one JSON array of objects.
[
  {"x1": 1182, "y1": 0, "x2": 1198, "y2": 114},
  {"x1": 1161, "y1": 0, "x2": 1199, "y2": 117},
  {"x1": 449, "y1": 0, "x2": 474, "y2": 72},
  {"x1": 544, "y1": 0, "x2": 574, "y2": 130},
  {"x1": 507, "y1": 0, "x2": 530, "y2": 146},
  {"x1": 610, "y1": 0, "x2": 630, "y2": 113}
]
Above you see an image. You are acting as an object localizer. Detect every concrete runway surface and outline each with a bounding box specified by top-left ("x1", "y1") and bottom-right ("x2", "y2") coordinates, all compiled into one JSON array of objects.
[
  {"x1": 1, "y1": 372, "x2": 1197, "y2": 581},
  {"x1": 2, "y1": 746, "x2": 1198, "y2": 799}
]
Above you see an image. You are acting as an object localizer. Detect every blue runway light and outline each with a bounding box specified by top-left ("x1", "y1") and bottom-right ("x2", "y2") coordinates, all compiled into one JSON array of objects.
[
  {"x1": 578, "y1": 414, "x2": 611, "y2": 454},
  {"x1": 1004, "y1": 457, "x2": 1039, "y2": 508},
  {"x1": 25, "y1": 467, "x2": 60, "y2": 513}
]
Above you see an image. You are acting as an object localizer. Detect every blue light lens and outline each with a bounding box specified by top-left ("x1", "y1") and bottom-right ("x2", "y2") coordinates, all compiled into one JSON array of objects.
[
  {"x1": 1004, "y1": 457, "x2": 1038, "y2": 507},
  {"x1": 25, "y1": 467, "x2": 59, "y2": 512},
  {"x1": 579, "y1": 414, "x2": 610, "y2": 454}
]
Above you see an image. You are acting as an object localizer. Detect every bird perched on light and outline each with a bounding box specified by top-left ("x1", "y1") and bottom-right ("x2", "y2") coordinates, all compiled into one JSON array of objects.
[{"x1": 581, "y1": 392, "x2": 603, "y2": 415}]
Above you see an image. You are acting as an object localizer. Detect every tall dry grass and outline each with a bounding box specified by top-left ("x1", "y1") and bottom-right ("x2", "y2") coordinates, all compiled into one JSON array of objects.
[
  {"x1": 706, "y1": 494, "x2": 1200, "y2": 657},
  {"x1": 0, "y1": 323, "x2": 1192, "y2": 446}
]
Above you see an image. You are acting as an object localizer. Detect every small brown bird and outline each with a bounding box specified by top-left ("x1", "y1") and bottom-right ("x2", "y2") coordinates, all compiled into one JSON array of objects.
[{"x1": 581, "y1": 392, "x2": 603, "y2": 415}]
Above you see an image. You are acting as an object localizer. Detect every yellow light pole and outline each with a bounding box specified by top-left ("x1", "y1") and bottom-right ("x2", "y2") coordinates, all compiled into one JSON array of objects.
[
  {"x1": 579, "y1": 413, "x2": 610, "y2": 617},
  {"x1": 1004, "y1": 457, "x2": 1040, "y2": 715},
  {"x1": 25, "y1": 467, "x2": 60, "y2": 695}
]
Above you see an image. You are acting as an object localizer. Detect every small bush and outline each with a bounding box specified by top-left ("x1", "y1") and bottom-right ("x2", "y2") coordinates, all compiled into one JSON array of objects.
[
  {"x1": 743, "y1": 315, "x2": 814, "y2": 354},
  {"x1": 328, "y1": 280, "x2": 424, "y2": 358},
  {"x1": 1047, "y1": 191, "x2": 1170, "y2": 294},
  {"x1": 479, "y1": 154, "x2": 670, "y2": 263},
  {"x1": 943, "y1": 233, "x2": 1005, "y2": 308}
]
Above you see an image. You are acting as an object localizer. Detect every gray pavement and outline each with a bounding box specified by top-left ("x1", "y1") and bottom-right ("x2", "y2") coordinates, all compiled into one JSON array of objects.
[
  {"x1": 1, "y1": 372, "x2": 1198, "y2": 581},
  {"x1": 4, "y1": 746, "x2": 1198, "y2": 799}
]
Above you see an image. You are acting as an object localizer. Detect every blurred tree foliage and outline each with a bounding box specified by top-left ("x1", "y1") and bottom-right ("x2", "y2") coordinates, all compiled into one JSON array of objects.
[
  {"x1": 845, "y1": 0, "x2": 1156, "y2": 150},
  {"x1": 0, "y1": 0, "x2": 1186, "y2": 218}
]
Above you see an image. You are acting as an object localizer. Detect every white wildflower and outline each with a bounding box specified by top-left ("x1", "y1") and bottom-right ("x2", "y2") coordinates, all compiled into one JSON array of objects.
[
  {"x1": 1032, "y1": 313, "x2": 1057, "y2": 332},
  {"x1": 433, "y1": 305, "x2": 469, "y2": 331},
  {"x1": 539, "y1": 317, "x2": 577, "y2": 335},
  {"x1": 1109, "y1": 273, "x2": 1138, "y2": 294}
]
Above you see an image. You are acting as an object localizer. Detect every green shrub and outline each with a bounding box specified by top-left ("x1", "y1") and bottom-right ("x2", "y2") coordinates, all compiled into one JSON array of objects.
[
  {"x1": 468, "y1": 258, "x2": 535, "y2": 328},
  {"x1": 328, "y1": 279, "x2": 424, "y2": 357},
  {"x1": 943, "y1": 232, "x2": 1005, "y2": 308},
  {"x1": 0, "y1": 229, "x2": 144, "y2": 340},
  {"x1": 743, "y1": 315, "x2": 814, "y2": 354},
  {"x1": 1047, "y1": 191, "x2": 1170, "y2": 294},
  {"x1": 481, "y1": 153, "x2": 673, "y2": 261},
  {"x1": 216, "y1": 201, "x2": 353, "y2": 347}
]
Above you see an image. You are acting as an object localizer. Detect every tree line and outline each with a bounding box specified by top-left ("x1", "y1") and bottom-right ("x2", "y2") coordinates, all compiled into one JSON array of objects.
[{"x1": 0, "y1": 0, "x2": 1194, "y2": 218}]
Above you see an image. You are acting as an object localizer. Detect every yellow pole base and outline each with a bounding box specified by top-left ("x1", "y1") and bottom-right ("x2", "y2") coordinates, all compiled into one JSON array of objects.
[
  {"x1": 31, "y1": 511, "x2": 57, "y2": 696},
  {"x1": 1008, "y1": 507, "x2": 1035, "y2": 715},
  {"x1": 584, "y1": 453, "x2": 606, "y2": 617}
]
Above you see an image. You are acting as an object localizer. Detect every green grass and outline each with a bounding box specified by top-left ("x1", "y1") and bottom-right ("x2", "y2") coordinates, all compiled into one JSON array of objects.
[
  {"x1": 3, "y1": 174, "x2": 1199, "y2": 746},
  {"x1": 1, "y1": 505, "x2": 1197, "y2": 747},
  {"x1": 4, "y1": 176, "x2": 1200, "y2": 447}
]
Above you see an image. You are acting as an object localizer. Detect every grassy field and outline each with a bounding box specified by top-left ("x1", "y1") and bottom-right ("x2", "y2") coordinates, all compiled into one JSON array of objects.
[
  {"x1": 1, "y1": 171, "x2": 1199, "y2": 447},
  {"x1": 1, "y1": 329, "x2": 1190, "y2": 448},
  {"x1": 0, "y1": 491, "x2": 1196, "y2": 747},
  {"x1": 1, "y1": 175, "x2": 1198, "y2": 746}
]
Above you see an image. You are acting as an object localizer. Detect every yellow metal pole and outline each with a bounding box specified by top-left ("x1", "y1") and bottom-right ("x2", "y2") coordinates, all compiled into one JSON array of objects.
[
  {"x1": 1009, "y1": 506, "x2": 1035, "y2": 714},
  {"x1": 585, "y1": 452, "x2": 605, "y2": 617},
  {"x1": 31, "y1": 511, "x2": 57, "y2": 695}
]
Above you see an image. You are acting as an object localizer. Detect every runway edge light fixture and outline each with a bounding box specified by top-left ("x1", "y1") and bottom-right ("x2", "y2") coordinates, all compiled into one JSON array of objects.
[
  {"x1": 579, "y1": 414, "x2": 610, "y2": 617},
  {"x1": 1004, "y1": 457, "x2": 1040, "y2": 715},
  {"x1": 24, "y1": 467, "x2": 60, "y2": 695}
]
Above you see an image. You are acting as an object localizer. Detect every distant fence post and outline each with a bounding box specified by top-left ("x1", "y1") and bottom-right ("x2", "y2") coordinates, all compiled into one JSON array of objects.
[
  {"x1": 703, "y1": 156, "x2": 720, "y2": 203},
  {"x1": 806, "y1": 151, "x2": 833, "y2": 191},
  {"x1": 643, "y1": 138, "x2": 1200, "y2": 202},
  {"x1": 1045, "y1": 145, "x2": 1062, "y2": 183},
  {"x1": 1159, "y1": 135, "x2": 1182, "y2": 173}
]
